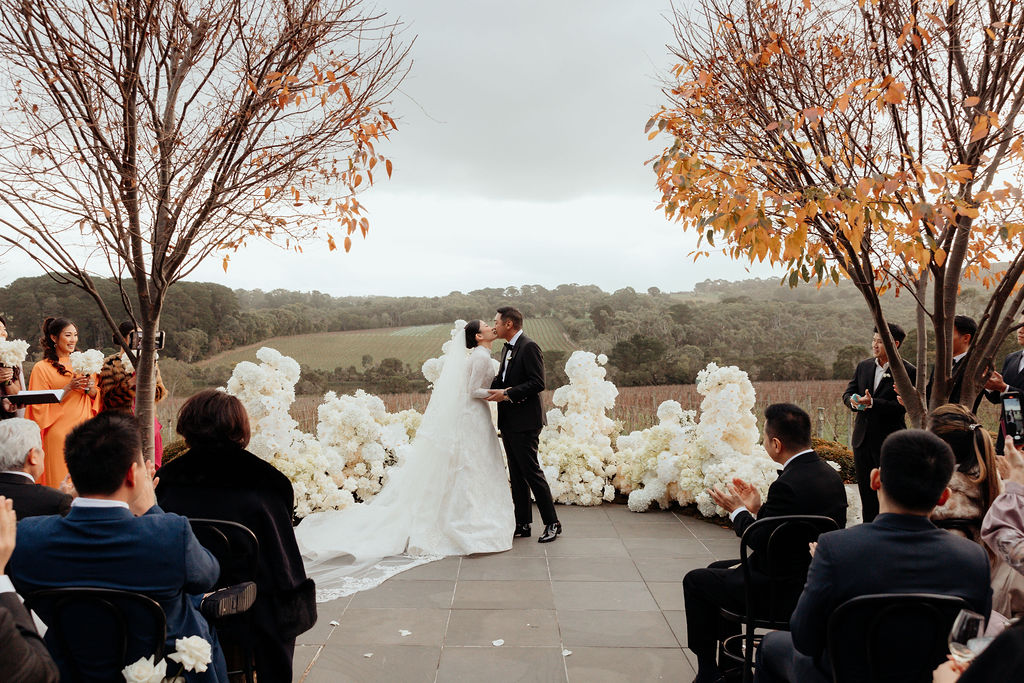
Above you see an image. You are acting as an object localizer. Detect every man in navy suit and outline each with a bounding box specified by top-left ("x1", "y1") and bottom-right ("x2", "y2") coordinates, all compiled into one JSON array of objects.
[
  {"x1": 843, "y1": 323, "x2": 917, "y2": 522},
  {"x1": 0, "y1": 418, "x2": 72, "y2": 519},
  {"x1": 8, "y1": 412, "x2": 228, "y2": 682},
  {"x1": 984, "y1": 318, "x2": 1024, "y2": 453},
  {"x1": 755, "y1": 430, "x2": 992, "y2": 683},
  {"x1": 488, "y1": 306, "x2": 561, "y2": 543},
  {"x1": 683, "y1": 404, "x2": 847, "y2": 683}
]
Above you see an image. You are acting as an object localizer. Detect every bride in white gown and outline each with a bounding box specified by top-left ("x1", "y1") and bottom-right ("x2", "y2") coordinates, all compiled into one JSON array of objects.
[{"x1": 296, "y1": 319, "x2": 515, "y2": 600}]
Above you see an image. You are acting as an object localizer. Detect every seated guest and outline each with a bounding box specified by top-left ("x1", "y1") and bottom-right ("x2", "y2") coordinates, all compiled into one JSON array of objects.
[
  {"x1": 756, "y1": 430, "x2": 992, "y2": 683},
  {"x1": 0, "y1": 419, "x2": 71, "y2": 519},
  {"x1": 157, "y1": 389, "x2": 316, "y2": 683},
  {"x1": 981, "y1": 436, "x2": 1024, "y2": 618},
  {"x1": 7, "y1": 412, "x2": 229, "y2": 683},
  {"x1": 683, "y1": 403, "x2": 847, "y2": 683},
  {"x1": 0, "y1": 495, "x2": 59, "y2": 682},
  {"x1": 928, "y1": 404, "x2": 1001, "y2": 542}
]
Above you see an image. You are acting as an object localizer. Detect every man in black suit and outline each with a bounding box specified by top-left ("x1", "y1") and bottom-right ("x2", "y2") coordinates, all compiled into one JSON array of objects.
[
  {"x1": 926, "y1": 314, "x2": 976, "y2": 405},
  {"x1": 984, "y1": 316, "x2": 1024, "y2": 453},
  {"x1": 0, "y1": 418, "x2": 71, "y2": 519},
  {"x1": 842, "y1": 322, "x2": 916, "y2": 522},
  {"x1": 755, "y1": 430, "x2": 992, "y2": 683},
  {"x1": 683, "y1": 404, "x2": 847, "y2": 683},
  {"x1": 487, "y1": 306, "x2": 561, "y2": 543}
]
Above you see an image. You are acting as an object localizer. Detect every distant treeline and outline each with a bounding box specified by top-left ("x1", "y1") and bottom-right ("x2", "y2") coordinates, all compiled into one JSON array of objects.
[{"x1": 1, "y1": 275, "x2": 1014, "y2": 393}]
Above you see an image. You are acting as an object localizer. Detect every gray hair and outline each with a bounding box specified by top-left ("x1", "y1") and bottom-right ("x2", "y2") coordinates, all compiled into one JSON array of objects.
[{"x1": 0, "y1": 418, "x2": 42, "y2": 471}]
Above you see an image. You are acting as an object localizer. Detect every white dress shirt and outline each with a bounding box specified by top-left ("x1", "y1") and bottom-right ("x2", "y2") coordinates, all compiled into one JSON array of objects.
[
  {"x1": 501, "y1": 330, "x2": 524, "y2": 382},
  {"x1": 70, "y1": 498, "x2": 130, "y2": 510},
  {"x1": 1, "y1": 470, "x2": 36, "y2": 483}
]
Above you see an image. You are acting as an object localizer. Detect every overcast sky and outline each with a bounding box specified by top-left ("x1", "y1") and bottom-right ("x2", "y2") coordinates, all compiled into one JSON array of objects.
[{"x1": 0, "y1": 0, "x2": 782, "y2": 297}]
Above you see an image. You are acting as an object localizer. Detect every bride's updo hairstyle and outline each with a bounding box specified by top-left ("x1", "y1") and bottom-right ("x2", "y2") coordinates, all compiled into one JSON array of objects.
[{"x1": 464, "y1": 320, "x2": 482, "y2": 349}]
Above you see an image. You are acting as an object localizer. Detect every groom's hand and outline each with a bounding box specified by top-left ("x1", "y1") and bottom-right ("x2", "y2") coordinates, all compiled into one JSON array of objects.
[{"x1": 485, "y1": 389, "x2": 508, "y2": 402}]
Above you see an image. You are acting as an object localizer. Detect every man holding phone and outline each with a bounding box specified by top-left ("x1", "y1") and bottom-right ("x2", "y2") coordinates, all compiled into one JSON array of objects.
[{"x1": 984, "y1": 318, "x2": 1024, "y2": 452}]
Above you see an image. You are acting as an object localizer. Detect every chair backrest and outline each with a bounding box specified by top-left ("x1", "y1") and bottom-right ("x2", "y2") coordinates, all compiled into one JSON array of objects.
[
  {"x1": 189, "y1": 518, "x2": 260, "y2": 588},
  {"x1": 739, "y1": 514, "x2": 840, "y2": 623},
  {"x1": 827, "y1": 593, "x2": 971, "y2": 683},
  {"x1": 25, "y1": 587, "x2": 166, "y2": 683}
]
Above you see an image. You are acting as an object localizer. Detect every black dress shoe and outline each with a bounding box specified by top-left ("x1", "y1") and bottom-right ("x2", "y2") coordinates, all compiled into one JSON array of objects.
[
  {"x1": 200, "y1": 581, "x2": 257, "y2": 620},
  {"x1": 513, "y1": 524, "x2": 531, "y2": 538},
  {"x1": 538, "y1": 522, "x2": 562, "y2": 543}
]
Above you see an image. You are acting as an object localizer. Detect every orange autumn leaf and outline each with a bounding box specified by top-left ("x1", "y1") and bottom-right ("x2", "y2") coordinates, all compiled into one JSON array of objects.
[{"x1": 344, "y1": 236, "x2": 352, "y2": 252}]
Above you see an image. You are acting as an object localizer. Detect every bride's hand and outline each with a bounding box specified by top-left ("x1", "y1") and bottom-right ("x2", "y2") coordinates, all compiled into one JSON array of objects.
[{"x1": 485, "y1": 390, "x2": 507, "y2": 402}]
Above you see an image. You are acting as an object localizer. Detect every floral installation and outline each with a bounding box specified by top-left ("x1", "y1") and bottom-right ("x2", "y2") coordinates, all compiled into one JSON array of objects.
[
  {"x1": 614, "y1": 363, "x2": 779, "y2": 516},
  {"x1": 122, "y1": 635, "x2": 211, "y2": 683},
  {"x1": 538, "y1": 351, "x2": 619, "y2": 506},
  {"x1": 69, "y1": 348, "x2": 104, "y2": 375},
  {"x1": 0, "y1": 338, "x2": 29, "y2": 370}
]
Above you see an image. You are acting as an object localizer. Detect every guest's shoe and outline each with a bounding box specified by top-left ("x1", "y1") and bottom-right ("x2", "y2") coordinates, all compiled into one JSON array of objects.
[
  {"x1": 513, "y1": 524, "x2": 531, "y2": 538},
  {"x1": 201, "y1": 581, "x2": 257, "y2": 620},
  {"x1": 538, "y1": 521, "x2": 562, "y2": 543}
]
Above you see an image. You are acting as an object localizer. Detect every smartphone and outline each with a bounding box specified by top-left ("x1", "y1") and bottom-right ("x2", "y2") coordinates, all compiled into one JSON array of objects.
[
  {"x1": 129, "y1": 329, "x2": 166, "y2": 351},
  {"x1": 1003, "y1": 391, "x2": 1024, "y2": 445}
]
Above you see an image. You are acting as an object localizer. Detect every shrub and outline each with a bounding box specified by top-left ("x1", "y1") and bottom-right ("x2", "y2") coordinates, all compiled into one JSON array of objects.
[{"x1": 813, "y1": 437, "x2": 856, "y2": 484}]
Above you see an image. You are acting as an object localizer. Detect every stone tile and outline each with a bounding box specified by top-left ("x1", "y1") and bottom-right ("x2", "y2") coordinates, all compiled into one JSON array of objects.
[
  {"x1": 303, "y1": 645, "x2": 440, "y2": 683},
  {"x1": 348, "y1": 580, "x2": 456, "y2": 609},
  {"x1": 700, "y1": 539, "x2": 742, "y2": 561},
  {"x1": 331, "y1": 608, "x2": 449, "y2": 646},
  {"x1": 296, "y1": 603, "x2": 344, "y2": 646},
  {"x1": 622, "y1": 537, "x2": 716, "y2": 559},
  {"x1": 683, "y1": 520, "x2": 737, "y2": 539},
  {"x1": 391, "y1": 556, "x2": 462, "y2": 581},
  {"x1": 436, "y1": 646, "x2": 567, "y2": 683},
  {"x1": 558, "y1": 610, "x2": 678, "y2": 648},
  {"x1": 647, "y1": 582, "x2": 685, "y2": 611},
  {"x1": 634, "y1": 557, "x2": 714, "y2": 583},
  {"x1": 459, "y1": 555, "x2": 549, "y2": 581},
  {"x1": 452, "y1": 580, "x2": 555, "y2": 610},
  {"x1": 543, "y1": 537, "x2": 629, "y2": 558},
  {"x1": 506, "y1": 537, "x2": 548, "y2": 557},
  {"x1": 552, "y1": 581, "x2": 659, "y2": 611},
  {"x1": 662, "y1": 610, "x2": 688, "y2": 647},
  {"x1": 612, "y1": 523, "x2": 692, "y2": 539},
  {"x1": 444, "y1": 608, "x2": 560, "y2": 647},
  {"x1": 611, "y1": 512, "x2": 686, "y2": 526},
  {"x1": 564, "y1": 646, "x2": 691, "y2": 682},
  {"x1": 554, "y1": 504, "x2": 609, "y2": 521},
  {"x1": 547, "y1": 557, "x2": 642, "y2": 582},
  {"x1": 559, "y1": 523, "x2": 618, "y2": 539},
  {"x1": 292, "y1": 644, "x2": 319, "y2": 682}
]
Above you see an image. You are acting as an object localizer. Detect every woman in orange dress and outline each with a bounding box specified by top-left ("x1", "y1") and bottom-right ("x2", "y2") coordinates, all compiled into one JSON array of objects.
[{"x1": 26, "y1": 317, "x2": 100, "y2": 487}]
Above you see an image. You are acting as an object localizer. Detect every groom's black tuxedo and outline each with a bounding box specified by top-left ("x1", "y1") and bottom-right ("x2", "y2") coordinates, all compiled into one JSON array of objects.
[{"x1": 491, "y1": 332, "x2": 558, "y2": 527}]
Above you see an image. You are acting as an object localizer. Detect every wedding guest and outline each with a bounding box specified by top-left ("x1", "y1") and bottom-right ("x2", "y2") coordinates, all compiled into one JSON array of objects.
[
  {"x1": 981, "y1": 437, "x2": 1024, "y2": 618},
  {"x1": 0, "y1": 419, "x2": 72, "y2": 519},
  {"x1": 157, "y1": 389, "x2": 316, "y2": 683},
  {"x1": 0, "y1": 315, "x2": 24, "y2": 419},
  {"x1": 755, "y1": 430, "x2": 991, "y2": 683},
  {"x1": 928, "y1": 404, "x2": 1001, "y2": 542},
  {"x1": 984, "y1": 313, "x2": 1024, "y2": 453},
  {"x1": 99, "y1": 345, "x2": 167, "y2": 466},
  {"x1": 25, "y1": 317, "x2": 99, "y2": 487},
  {"x1": 684, "y1": 404, "x2": 847, "y2": 683},
  {"x1": 843, "y1": 323, "x2": 916, "y2": 522},
  {"x1": 0, "y1": 495, "x2": 60, "y2": 683},
  {"x1": 7, "y1": 412, "x2": 229, "y2": 682},
  {"x1": 925, "y1": 315, "x2": 976, "y2": 405}
]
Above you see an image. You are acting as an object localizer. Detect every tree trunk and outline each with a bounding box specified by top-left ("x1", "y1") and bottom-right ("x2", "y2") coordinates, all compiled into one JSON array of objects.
[{"x1": 134, "y1": 312, "x2": 160, "y2": 463}]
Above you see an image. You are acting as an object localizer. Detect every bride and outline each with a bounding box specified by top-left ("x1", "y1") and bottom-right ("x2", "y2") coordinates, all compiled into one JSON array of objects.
[{"x1": 295, "y1": 319, "x2": 515, "y2": 600}]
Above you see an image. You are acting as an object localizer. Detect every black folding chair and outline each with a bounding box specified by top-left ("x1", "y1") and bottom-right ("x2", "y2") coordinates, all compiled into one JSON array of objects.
[
  {"x1": 718, "y1": 514, "x2": 840, "y2": 683},
  {"x1": 25, "y1": 587, "x2": 166, "y2": 683},
  {"x1": 933, "y1": 517, "x2": 980, "y2": 540},
  {"x1": 826, "y1": 593, "x2": 971, "y2": 683},
  {"x1": 189, "y1": 518, "x2": 260, "y2": 683}
]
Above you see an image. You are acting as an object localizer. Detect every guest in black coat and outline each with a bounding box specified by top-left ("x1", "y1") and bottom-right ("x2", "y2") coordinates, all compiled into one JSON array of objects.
[
  {"x1": 984, "y1": 316, "x2": 1024, "y2": 453},
  {"x1": 755, "y1": 430, "x2": 992, "y2": 683},
  {"x1": 925, "y1": 315, "x2": 976, "y2": 406},
  {"x1": 843, "y1": 322, "x2": 916, "y2": 522},
  {"x1": 683, "y1": 404, "x2": 847, "y2": 683},
  {"x1": 0, "y1": 419, "x2": 71, "y2": 519},
  {"x1": 156, "y1": 389, "x2": 316, "y2": 683}
]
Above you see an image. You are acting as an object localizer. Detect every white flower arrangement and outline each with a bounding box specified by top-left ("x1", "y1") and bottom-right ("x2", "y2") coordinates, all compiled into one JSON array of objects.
[
  {"x1": 0, "y1": 338, "x2": 29, "y2": 368},
  {"x1": 69, "y1": 349, "x2": 104, "y2": 375},
  {"x1": 539, "y1": 351, "x2": 619, "y2": 506},
  {"x1": 122, "y1": 636, "x2": 211, "y2": 682}
]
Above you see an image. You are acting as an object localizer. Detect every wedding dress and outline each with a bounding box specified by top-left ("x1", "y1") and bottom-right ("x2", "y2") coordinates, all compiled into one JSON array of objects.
[{"x1": 295, "y1": 322, "x2": 515, "y2": 601}]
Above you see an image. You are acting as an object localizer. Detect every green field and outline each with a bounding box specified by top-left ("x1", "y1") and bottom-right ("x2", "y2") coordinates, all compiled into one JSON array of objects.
[{"x1": 197, "y1": 318, "x2": 576, "y2": 371}]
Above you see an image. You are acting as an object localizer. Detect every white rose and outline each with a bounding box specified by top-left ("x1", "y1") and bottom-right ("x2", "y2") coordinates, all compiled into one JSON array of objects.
[
  {"x1": 121, "y1": 656, "x2": 167, "y2": 683},
  {"x1": 168, "y1": 636, "x2": 212, "y2": 672}
]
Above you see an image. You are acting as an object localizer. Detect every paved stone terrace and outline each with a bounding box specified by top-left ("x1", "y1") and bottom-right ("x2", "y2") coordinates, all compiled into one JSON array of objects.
[{"x1": 293, "y1": 503, "x2": 739, "y2": 682}]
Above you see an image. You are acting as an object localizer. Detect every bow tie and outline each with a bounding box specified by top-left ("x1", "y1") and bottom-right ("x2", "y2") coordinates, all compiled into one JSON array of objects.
[
  {"x1": 504, "y1": 343, "x2": 514, "y2": 353},
  {"x1": 777, "y1": 469, "x2": 784, "y2": 475}
]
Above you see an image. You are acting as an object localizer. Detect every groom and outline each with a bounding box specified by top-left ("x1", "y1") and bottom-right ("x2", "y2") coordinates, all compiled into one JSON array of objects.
[{"x1": 487, "y1": 306, "x2": 561, "y2": 543}]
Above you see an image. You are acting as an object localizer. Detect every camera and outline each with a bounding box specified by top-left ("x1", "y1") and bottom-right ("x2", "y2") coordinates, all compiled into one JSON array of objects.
[
  {"x1": 1002, "y1": 390, "x2": 1024, "y2": 445},
  {"x1": 128, "y1": 329, "x2": 166, "y2": 352}
]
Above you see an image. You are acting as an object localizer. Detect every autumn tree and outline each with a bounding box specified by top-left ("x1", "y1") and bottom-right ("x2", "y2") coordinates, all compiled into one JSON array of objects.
[
  {"x1": 650, "y1": 0, "x2": 1024, "y2": 425},
  {"x1": 0, "y1": 0, "x2": 409, "y2": 456}
]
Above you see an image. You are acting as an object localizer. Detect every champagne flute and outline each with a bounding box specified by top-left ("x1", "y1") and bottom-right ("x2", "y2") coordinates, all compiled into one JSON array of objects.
[{"x1": 948, "y1": 609, "x2": 989, "y2": 664}]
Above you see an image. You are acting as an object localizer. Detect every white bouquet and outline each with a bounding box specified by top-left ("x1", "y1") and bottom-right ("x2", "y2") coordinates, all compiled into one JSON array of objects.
[
  {"x1": 69, "y1": 349, "x2": 104, "y2": 375},
  {"x1": 0, "y1": 338, "x2": 29, "y2": 368},
  {"x1": 122, "y1": 635, "x2": 211, "y2": 682}
]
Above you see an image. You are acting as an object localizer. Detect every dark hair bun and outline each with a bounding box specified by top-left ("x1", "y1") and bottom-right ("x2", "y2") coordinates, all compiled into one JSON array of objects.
[{"x1": 465, "y1": 320, "x2": 481, "y2": 349}]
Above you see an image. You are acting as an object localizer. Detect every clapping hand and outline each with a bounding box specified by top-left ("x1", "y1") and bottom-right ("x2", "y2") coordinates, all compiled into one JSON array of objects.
[
  {"x1": 0, "y1": 496, "x2": 15, "y2": 570},
  {"x1": 1003, "y1": 437, "x2": 1024, "y2": 486},
  {"x1": 808, "y1": 541, "x2": 818, "y2": 558},
  {"x1": 729, "y1": 477, "x2": 762, "y2": 514}
]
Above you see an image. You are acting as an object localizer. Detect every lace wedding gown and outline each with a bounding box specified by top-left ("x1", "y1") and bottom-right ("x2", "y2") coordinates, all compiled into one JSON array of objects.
[{"x1": 295, "y1": 331, "x2": 515, "y2": 601}]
